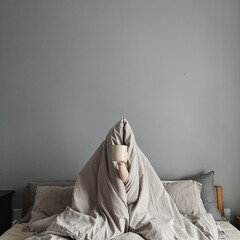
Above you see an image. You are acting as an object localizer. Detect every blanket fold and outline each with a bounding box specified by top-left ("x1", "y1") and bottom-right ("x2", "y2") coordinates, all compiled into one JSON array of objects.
[{"x1": 26, "y1": 118, "x2": 218, "y2": 240}]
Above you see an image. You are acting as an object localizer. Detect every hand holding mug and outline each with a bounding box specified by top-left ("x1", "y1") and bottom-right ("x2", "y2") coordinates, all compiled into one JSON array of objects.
[{"x1": 111, "y1": 145, "x2": 128, "y2": 163}]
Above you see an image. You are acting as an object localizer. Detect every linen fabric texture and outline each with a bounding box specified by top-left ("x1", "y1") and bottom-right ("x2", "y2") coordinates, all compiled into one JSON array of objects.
[
  {"x1": 19, "y1": 181, "x2": 75, "y2": 223},
  {"x1": 26, "y1": 118, "x2": 218, "y2": 240},
  {"x1": 23, "y1": 186, "x2": 73, "y2": 232},
  {"x1": 163, "y1": 180, "x2": 207, "y2": 215}
]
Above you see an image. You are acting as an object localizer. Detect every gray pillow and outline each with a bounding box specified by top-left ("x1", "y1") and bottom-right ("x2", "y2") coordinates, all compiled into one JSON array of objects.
[
  {"x1": 189, "y1": 171, "x2": 222, "y2": 220},
  {"x1": 19, "y1": 180, "x2": 75, "y2": 223}
]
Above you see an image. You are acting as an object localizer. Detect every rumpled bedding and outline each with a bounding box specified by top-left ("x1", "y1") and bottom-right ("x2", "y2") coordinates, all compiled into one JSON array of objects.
[{"x1": 26, "y1": 118, "x2": 219, "y2": 240}]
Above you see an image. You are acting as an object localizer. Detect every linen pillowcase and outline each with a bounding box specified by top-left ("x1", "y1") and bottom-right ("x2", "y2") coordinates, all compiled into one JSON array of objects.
[
  {"x1": 189, "y1": 171, "x2": 222, "y2": 220},
  {"x1": 27, "y1": 185, "x2": 74, "y2": 226},
  {"x1": 19, "y1": 181, "x2": 75, "y2": 223},
  {"x1": 163, "y1": 180, "x2": 206, "y2": 215}
]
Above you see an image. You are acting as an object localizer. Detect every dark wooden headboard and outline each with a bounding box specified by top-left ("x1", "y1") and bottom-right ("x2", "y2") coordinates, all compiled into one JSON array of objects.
[{"x1": 24, "y1": 186, "x2": 30, "y2": 216}]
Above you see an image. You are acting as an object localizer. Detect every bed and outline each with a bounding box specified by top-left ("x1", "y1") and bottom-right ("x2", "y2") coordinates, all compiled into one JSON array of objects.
[
  {"x1": 0, "y1": 185, "x2": 239, "y2": 240},
  {"x1": 2, "y1": 120, "x2": 239, "y2": 240}
]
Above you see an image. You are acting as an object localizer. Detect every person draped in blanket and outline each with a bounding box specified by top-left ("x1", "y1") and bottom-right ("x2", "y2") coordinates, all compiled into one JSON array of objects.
[{"x1": 26, "y1": 119, "x2": 218, "y2": 240}]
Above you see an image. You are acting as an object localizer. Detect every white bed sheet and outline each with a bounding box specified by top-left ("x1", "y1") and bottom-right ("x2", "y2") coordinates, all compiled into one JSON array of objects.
[
  {"x1": 0, "y1": 222, "x2": 239, "y2": 240},
  {"x1": 218, "y1": 221, "x2": 240, "y2": 240}
]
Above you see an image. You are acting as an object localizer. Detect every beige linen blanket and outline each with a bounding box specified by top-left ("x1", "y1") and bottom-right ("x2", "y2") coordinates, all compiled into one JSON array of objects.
[{"x1": 27, "y1": 118, "x2": 218, "y2": 240}]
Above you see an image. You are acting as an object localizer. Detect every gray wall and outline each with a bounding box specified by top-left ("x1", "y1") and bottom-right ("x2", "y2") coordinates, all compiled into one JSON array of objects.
[{"x1": 1, "y1": 0, "x2": 240, "y2": 222}]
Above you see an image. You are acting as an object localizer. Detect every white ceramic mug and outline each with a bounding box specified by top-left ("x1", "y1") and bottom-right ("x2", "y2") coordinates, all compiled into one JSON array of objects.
[{"x1": 111, "y1": 145, "x2": 128, "y2": 163}]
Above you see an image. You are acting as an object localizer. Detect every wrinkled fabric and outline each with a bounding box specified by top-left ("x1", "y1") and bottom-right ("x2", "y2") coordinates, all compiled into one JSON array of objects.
[
  {"x1": 27, "y1": 118, "x2": 218, "y2": 240},
  {"x1": 184, "y1": 213, "x2": 218, "y2": 239}
]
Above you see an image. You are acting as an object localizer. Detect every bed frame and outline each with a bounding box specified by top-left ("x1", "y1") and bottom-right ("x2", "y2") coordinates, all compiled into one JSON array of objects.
[
  {"x1": 23, "y1": 185, "x2": 224, "y2": 217},
  {"x1": 215, "y1": 186, "x2": 224, "y2": 216},
  {"x1": 24, "y1": 185, "x2": 30, "y2": 216}
]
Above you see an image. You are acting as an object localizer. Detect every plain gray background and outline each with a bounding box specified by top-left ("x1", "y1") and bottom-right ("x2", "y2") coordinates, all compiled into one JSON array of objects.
[{"x1": 0, "y1": 0, "x2": 240, "y2": 222}]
